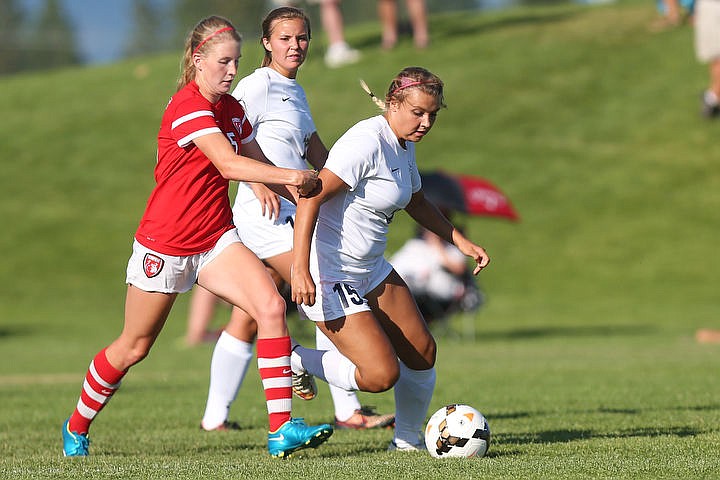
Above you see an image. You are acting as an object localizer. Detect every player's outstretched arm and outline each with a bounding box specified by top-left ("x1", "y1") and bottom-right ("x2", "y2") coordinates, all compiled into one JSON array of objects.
[
  {"x1": 194, "y1": 133, "x2": 318, "y2": 198},
  {"x1": 405, "y1": 190, "x2": 490, "y2": 274}
]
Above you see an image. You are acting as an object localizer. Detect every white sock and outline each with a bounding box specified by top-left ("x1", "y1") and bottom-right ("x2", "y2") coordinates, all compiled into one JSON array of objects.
[
  {"x1": 291, "y1": 343, "x2": 359, "y2": 392},
  {"x1": 393, "y1": 362, "x2": 436, "y2": 447},
  {"x1": 201, "y1": 331, "x2": 253, "y2": 430},
  {"x1": 315, "y1": 327, "x2": 361, "y2": 421}
]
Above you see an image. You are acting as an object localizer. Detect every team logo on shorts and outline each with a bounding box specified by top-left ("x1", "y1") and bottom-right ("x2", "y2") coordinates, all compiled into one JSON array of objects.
[{"x1": 143, "y1": 253, "x2": 164, "y2": 278}]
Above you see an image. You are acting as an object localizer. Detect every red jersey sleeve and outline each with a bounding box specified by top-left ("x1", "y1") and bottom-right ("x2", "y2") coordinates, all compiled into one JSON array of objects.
[{"x1": 169, "y1": 96, "x2": 222, "y2": 148}]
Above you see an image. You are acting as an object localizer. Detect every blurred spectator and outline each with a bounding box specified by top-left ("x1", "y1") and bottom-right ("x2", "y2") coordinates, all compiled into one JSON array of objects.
[
  {"x1": 378, "y1": 0, "x2": 429, "y2": 49},
  {"x1": 270, "y1": 0, "x2": 360, "y2": 67},
  {"x1": 389, "y1": 226, "x2": 483, "y2": 322},
  {"x1": 390, "y1": 227, "x2": 466, "y2": 303},
  {"x1": 696, "y1": 328, "x2": 720, "y2": 343},
  {"x1": 650, "y1": 0, "x2": 694, "y2": 31},
  {"x1": 184, "y1": 285, "x2": 225, "y2": 346},
  {"x1": 694, "y1": 0, "x2": 720, "y2": 117}
]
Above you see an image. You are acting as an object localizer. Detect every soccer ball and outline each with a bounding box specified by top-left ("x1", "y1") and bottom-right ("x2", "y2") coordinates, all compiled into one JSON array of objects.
[{"x1": 424, "y1": 404, "x2": 491, "y2": 458}]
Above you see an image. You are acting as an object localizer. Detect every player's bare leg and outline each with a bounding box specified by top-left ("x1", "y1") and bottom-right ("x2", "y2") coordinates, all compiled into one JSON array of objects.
[
  {"x1": 199, "y1": 243, "x2": 332, "y2": 456},
  {"x1": 63, "y1": 287, "x2": 176, "y2": 456},
  {"x1": 367, "y1": 269, "x2": 435, "y2": 370},
  {"x1": 315, "y1": 312, "x2": 400, "y2": 392},
  {"x1": 198, "y1": 242, "x2": 287, "y2": 338},
  {"x1": 369, "y1": 269, "x2": 436, "y2": 451},
  {"x1": 107, "y1": 287, "x2": 177, "y2": 370}
]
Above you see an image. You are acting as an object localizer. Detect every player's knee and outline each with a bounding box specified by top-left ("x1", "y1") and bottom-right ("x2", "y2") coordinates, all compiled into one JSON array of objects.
[
  {"x1": 268, "y1": 293, "x2": 287, "y2": 320},
  {"x1": 122, "y1": 341, "x2": 152, "y2": 368},
  {"x1": 126, "y1": 349, "x2": 149, "y2": 366},
  {"x1": 359, "y1": 362, "x2": 400, "y2": 392},
  {"x1": 254, "y1": 293, "x2": 287, "y2": 328}
]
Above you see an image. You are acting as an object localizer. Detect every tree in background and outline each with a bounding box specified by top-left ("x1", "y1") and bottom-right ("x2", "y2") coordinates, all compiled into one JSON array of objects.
[
  {"x1": 124, "y1": 0, "x2": 172, "y2": 59},
  {"x1": 27, "y1": 0, "x2": 81, "y2": 70},
  {"x1": 0, "y1": 0, "x2": 28, "y2": 74}
]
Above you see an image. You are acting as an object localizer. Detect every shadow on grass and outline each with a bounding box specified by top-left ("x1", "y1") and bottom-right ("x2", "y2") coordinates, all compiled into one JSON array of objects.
[
  {"x1": 0, "y1": 325, "x2": 34, "y2": 339},
  {"x1": 195, "y1": 442, "x2": 386, "y2": 459},
  {"x1": 498, "y1": 424, "x2": 706, "y2": 446},
  {"x1": 193, "y1": 442, "x2": 259, "y2": 455},
  {"x1": 488, "y1": 403, "x2": 720, "y2": 449},
  {"x1": 490, "y1": 403, "x2": 720, "y2": 421},
  {"x1": 478, "y1": 324, "x2": 655, "y2": 341},
  {"x1": 485, "y1": 448, "x2": 522, "y2": 458},
  {"x1": 485, "y1": 410, "x2": 532, "y2": 420}
]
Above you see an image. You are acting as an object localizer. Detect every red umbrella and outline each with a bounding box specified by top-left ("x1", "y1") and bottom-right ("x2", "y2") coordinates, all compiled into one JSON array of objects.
[{"x1": 420, "y1": 171, "x2": 519, "y2": 221}]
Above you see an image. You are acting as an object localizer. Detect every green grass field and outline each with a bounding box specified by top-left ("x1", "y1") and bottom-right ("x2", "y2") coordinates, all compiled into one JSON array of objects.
[{"x1": 1, "y1": 1, "x2": 719, "y2": 478}]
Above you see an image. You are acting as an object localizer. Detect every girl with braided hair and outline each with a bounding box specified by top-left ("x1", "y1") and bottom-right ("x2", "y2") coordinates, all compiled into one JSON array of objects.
[{"x1": 290, "y1": 67, "x2": 490, "y2": 451}]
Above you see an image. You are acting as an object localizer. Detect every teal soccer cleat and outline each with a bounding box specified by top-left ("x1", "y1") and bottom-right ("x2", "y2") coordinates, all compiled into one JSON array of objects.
[
  {"x1": 267, "y1": 418, "x2": 333, "y2": 458},
  {"x1": 62, "y1": 418, "x2": 89, "y2": 457}
]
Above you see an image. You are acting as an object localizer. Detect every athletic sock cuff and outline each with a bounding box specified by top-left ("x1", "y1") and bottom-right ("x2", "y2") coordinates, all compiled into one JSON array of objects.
[
  {"x1": 217, "y1": 331, "x2": 254, "y2": 356},
  {"x1": 256, "y1": 336, "x2": 291, "y2": 358},
  {"x1": 95, "y1": 347, "x2": 126, "y2": 385}
]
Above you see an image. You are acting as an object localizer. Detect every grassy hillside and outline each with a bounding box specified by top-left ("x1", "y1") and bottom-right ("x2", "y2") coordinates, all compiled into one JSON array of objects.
[
  {"x1": 2, "y1": 0, "x2": 717, "y2": 351},
  {"x1": 1, "y1": 1, "x2": 719, "y2": 478}
]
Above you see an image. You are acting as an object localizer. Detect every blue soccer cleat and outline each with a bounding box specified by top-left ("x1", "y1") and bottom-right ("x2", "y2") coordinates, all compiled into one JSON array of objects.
[
  {"x1": 62, "y1": 418, "x2": 89, "y2": 457},
  {"x1": 267, "y1": 418, "x2": 333, "y2": 458}
]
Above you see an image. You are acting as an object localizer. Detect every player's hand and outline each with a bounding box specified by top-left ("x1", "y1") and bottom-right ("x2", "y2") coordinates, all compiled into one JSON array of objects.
[
  {"x1": 295, "y1": 170, "x2": 319, "y2": 197},
  {"x1": 469, "y1": 245, "x2": 490, "y2": 275},
  {"x1": 291, "y1": 266, "x2": 316, "y2": 306},
  {"x1": 456, "y1": 239, "x2": 490, "y2": 275},
  {"x1": 248, "y1": 182, "x2": 280, "y2": 220}
]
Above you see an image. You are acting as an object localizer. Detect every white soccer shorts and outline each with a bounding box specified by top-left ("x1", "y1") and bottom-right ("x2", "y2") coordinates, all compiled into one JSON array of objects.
[{"x1": 125, "y1": 229, "x2": 241, "y2": 293}]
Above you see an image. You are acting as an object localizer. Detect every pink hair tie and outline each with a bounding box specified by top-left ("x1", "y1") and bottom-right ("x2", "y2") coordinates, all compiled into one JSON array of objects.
[
  {"x1": 193, "y1": 26, "x2": 234, "y2": 55},
  {"x1": 391, "y1": 79, "x2": 425, "y2": 95}
]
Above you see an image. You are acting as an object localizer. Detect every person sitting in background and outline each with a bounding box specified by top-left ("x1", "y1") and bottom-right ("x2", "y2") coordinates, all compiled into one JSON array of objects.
[{"x1": 390, "y1": 225, "x2": 483, "y2": 322}]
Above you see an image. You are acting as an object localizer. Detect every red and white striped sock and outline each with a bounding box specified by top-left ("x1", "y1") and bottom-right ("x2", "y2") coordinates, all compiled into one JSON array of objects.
[
  {"x1": 68, "y1": 348, "x2": 125, "y2": 434},
  {"x1": 256, "y1": 336, "x2": 292, "y2": 432}
]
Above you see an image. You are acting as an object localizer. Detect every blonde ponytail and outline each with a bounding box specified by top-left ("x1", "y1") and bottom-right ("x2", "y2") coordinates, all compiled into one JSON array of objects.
[{"x1": 359, "y1": 79, "x2": 386, "y2": 111}]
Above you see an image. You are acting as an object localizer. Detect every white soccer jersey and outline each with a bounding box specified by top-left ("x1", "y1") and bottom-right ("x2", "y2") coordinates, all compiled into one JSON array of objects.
[
  {"x1": 231, "y1": 67, "x2": 317, "y2": 225},
  {"x1": 233, "y1": 67, "x2": 316, "y2": 168},
  {"x1": 314, "y1": 115, "x2": 422, "y2": 277}
]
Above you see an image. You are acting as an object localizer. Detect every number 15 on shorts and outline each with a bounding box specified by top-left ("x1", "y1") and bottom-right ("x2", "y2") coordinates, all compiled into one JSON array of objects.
[{"x1": 333, "y1": 283, "x2": 364, "y2": 308}]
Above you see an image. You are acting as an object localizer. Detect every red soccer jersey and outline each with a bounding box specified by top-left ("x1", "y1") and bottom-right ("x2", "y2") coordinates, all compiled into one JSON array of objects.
[{"x1": 135, "y1": 81, "x2": 255, "y2": 256}]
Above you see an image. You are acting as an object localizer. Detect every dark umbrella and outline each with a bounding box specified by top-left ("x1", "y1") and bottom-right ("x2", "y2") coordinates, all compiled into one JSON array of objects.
[
  {"x1": 419, "y1": 171, "x2": 468, "y2": 214},
  {"x1": 420, "y1": 170, "x2": 519, "y2": 221}
]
